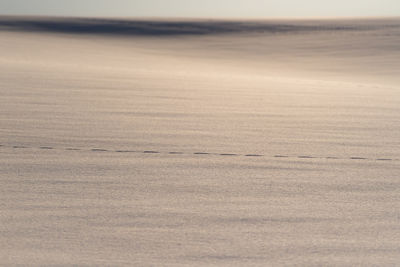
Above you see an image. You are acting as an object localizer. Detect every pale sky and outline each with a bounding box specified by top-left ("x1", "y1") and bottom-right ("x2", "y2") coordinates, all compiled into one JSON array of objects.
[{"x1": 0, "y1": 0, "x2": 399, "y2": 18}]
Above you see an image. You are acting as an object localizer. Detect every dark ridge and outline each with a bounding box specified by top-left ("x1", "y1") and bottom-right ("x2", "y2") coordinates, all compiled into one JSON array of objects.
[
  {"x1": 143, "y1": 151, "x2": 160, "y2": 154},
  {"x1": 0, "y1": 16, "x2": 393, "y2": 36},
  {"x1": 91, "y1": 149, "x2": 108, "y2": 152}
]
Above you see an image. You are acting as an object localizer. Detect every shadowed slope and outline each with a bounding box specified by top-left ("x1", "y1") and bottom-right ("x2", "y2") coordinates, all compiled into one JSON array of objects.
[{"x1": 0, "y1": 16, "x2": 398, "y2": 36}]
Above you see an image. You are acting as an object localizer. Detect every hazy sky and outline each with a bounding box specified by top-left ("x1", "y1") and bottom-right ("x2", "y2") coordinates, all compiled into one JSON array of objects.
[{"x1": 0, "y1": 0, "x2": 399, "y2": 18}]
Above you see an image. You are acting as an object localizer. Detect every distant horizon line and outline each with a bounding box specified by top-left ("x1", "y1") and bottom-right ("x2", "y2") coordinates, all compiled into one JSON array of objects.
[{"x1": 1, "y1": 13, "x2": 399, "y2": 21}]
